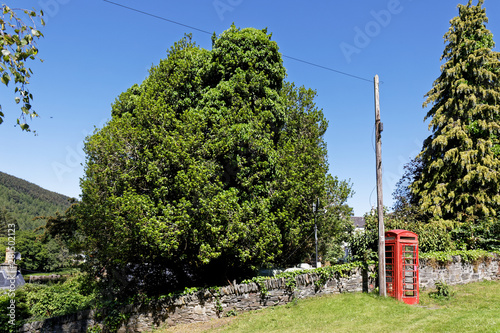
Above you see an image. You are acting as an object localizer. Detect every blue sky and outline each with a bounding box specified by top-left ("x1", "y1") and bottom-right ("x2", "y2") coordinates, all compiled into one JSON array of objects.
[{"x1": 1, "y1": 0, "x2": 499, "y2": 216}]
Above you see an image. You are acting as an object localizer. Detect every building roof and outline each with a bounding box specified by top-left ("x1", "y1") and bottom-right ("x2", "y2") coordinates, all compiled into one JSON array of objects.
[
  {"x1": 351, "y1": 216, "x2": 366, "y2": 229},
  {"x1": 0, "y1": 266, "x2": 25, "y2": 289}
]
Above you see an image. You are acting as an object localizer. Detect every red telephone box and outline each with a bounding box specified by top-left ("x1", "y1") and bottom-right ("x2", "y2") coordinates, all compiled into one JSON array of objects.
[{"x1": 385, "y1": 230, "x2": 419, "y2": 304}]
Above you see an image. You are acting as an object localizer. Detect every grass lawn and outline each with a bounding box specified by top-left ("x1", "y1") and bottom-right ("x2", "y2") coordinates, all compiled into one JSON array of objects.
[
  {"x1": 159, "y1": 280, "x2": 500, "y2": 333},
  {"x1": 23, "y1": 267, "x2": 80, "y2": 277}
]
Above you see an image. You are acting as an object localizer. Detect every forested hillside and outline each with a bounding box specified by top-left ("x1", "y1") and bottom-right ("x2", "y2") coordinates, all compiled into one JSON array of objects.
[{"x1": 0, "y1": 171, "x2": 71, "y2": 230}]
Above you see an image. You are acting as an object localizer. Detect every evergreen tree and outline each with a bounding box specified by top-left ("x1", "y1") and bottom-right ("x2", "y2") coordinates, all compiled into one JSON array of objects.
[
  {"x1": 0, "y1": 208, "x2": 18, "y2": 234},
  {"x1": 76, "y1": 26, "x2": 352, "y2": 296},
  {"x1": 411, "y1": 0, "x2": 500, "y2": 222}
]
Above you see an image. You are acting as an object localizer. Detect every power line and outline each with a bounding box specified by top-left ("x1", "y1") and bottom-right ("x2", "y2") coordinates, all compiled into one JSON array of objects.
[
  {"x1": 102, "y1": 0, "x2": 212, "y2": 35},
  {"x1": 282, "y1": 55, "x2": 373, "y2": 83},
  {"x1": 103, "y1": 0, "x2": 374, "y2": 84}
]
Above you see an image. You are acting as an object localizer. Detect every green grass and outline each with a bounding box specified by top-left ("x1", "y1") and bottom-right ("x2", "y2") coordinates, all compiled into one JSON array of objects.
[
  {"x1": 161, "y1": 280, "x2": 500, "y2": 333},
  {"x1": 23, "y1": 267, "x2": 80, "y2": 277}
]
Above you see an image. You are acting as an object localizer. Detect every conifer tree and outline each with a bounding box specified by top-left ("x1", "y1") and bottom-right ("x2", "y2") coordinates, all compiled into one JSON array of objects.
[
  {"x1": 76, "y1": 27, "x2": 352, "y2": 295},
  {"x1": 411, "y1": 0, "x2": 500, "y2": 222}
]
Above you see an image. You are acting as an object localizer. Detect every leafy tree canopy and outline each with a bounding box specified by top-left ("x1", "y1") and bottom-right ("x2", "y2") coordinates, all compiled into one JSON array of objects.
[
  {"x1": 0, "y1": 229, "x2": 71, "y2": 273},
  {"x1": 0, "y1": 4, "x2": 44, "y2": 131},
  {"x1": 411, "y1": 0, "x2": 500, "y2": 222},
  {"x1": 76, "y1": 26, "x2": 353, "y2": 296}
]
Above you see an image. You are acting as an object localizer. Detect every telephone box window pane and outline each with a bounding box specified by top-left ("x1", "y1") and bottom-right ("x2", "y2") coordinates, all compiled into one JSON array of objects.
[{"x1": 404, "y1": 253, "x2": 413, "y2": 259}]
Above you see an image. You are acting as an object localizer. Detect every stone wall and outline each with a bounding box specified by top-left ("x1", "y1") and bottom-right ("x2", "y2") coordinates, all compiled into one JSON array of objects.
[
  {"x1": 19, "y1": 267, "x2": 376, "y2": 333},
  {"x1": 19, "y1": 255, "x2": 500, "y2": 333},
  {"x1": 419, "y1": 254, "x2": 500, "y2": 289}
]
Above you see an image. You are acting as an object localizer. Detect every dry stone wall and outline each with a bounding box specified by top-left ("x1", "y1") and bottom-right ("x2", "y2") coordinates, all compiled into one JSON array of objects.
[
  {"x1": 419, "y1": 255, "x2": 500, "y2": 289},
  {"x1": 19, "y1": 256, "x2": 500, "y2": 333}
]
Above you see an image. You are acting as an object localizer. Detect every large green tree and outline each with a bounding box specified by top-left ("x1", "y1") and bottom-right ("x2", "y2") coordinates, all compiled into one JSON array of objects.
[
  {"x1": 0, "y1": 4, "x2": 44, "y2": 131},
  {"x1": 77, "y1": 26, "x2": 351, "y2": 296},
  {"x1": 411, "y1": 0, "x2": 500, "y2": 222}
]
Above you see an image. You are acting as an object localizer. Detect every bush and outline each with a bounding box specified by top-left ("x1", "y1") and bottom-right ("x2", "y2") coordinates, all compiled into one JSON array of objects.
[
  {"x1": 0, "y1": 273, "x2": 97, "y2": 330},
  {"x1": 348, "y1": 228, "x2": 377, "y2": 262},
  {"x1": 429, "y1": 281, "x2": 455, "y2": 299},
  {"x1": 25, "y1": 275, "x2": 96, "y2": 319},
  {"x1": 0, "y1": 289, "x2": 31, "y2": 332},
  {"x1": 355, "y1": 209, "x2": 457, "y2": 255},
  {"x1": 451, "y1": 218, "x2": 500, "y2": 251}
]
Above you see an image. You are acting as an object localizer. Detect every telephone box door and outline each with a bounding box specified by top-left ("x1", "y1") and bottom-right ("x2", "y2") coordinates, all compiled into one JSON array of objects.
[{"x1": 401, "y1": 243, "x2": 419, "y2": 304}]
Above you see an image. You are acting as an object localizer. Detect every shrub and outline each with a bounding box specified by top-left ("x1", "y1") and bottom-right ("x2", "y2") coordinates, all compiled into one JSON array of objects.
[
  {"x1": 429, "y1": 281, "x2": 455, "y2": 299},
  {"x1": 0, "y1": 289, "x2": 31, "y2": 332},
  {"x1": 451, "y1": 218, "x2": 500, "y2": 251},
  {"x1": 0, "y1": 273, "x2": 97, "y2": 330},
  {"x1": 25, "y1": 275, "x2": 96, "y2": 319}
]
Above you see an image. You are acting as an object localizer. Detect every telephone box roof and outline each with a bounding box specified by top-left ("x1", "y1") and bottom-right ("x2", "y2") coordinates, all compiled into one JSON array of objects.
[{"x1": 385, "y1": 229, "x2": 418, "y2": 240}]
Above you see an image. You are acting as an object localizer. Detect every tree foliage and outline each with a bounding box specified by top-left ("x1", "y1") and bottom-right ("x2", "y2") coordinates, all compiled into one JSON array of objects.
[
  {"x1": 0, "y1": 207, "x2": 18, "y2": 233},
  {"x1": 0, "y1": 171, "x2": 71, "y2": 230},
  {"x1": 0, "y1": 275, "x2": 96, "y2": 331},
  {"x1": 391, "y1": 157, "x2": 425, "y2": 221},
  {"x1": 317, "y1": 175, "x2": 354, "y2": 263},
  {"x1": 76, "y1": 26, "x2": 352, "y2": 296},
  {"x1": 349, "y1": 209, "x2": 456, "y2": 259},
  {"x1": 0, "y1": 229, "x2": 71, "y2": 272},
  {"x1": 0, "y1": 4, "x2": 44, "y2": 131},
  {"x1": 411, "y1": 0, "x2": 500, "y2": 222}
]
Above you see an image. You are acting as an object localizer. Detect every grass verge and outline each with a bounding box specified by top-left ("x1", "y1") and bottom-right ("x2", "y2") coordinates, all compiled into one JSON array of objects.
[{"x1": 158, "y1": 280, "x2": 500, "y2": 333}]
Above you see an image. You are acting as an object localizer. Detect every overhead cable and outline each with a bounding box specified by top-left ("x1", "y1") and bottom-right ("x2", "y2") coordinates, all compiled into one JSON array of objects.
[{"x1": 103, "y1": 0, "x2": 375, "y2": 84}]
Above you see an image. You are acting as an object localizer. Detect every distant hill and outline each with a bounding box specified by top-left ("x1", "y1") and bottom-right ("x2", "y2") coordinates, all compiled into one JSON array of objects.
[{"x1": 0, "y1": 171, "x2": 72, "y2": 230}]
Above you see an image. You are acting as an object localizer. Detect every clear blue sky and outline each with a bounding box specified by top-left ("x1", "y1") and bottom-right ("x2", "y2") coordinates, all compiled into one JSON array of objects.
[{"x1": 1, "y1": 0, "x2": 499, "y2": 216}]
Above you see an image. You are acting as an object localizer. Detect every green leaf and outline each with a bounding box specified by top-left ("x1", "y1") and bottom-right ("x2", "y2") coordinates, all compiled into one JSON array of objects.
[{"x1": 0, "y1": 73, "x2": 9, "y2": 85}]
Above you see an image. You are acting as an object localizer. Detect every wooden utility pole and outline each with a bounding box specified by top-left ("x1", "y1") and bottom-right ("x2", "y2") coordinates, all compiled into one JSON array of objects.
[{"x1": 374, "y1": 75, "x2": 386, "y2": 297}]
